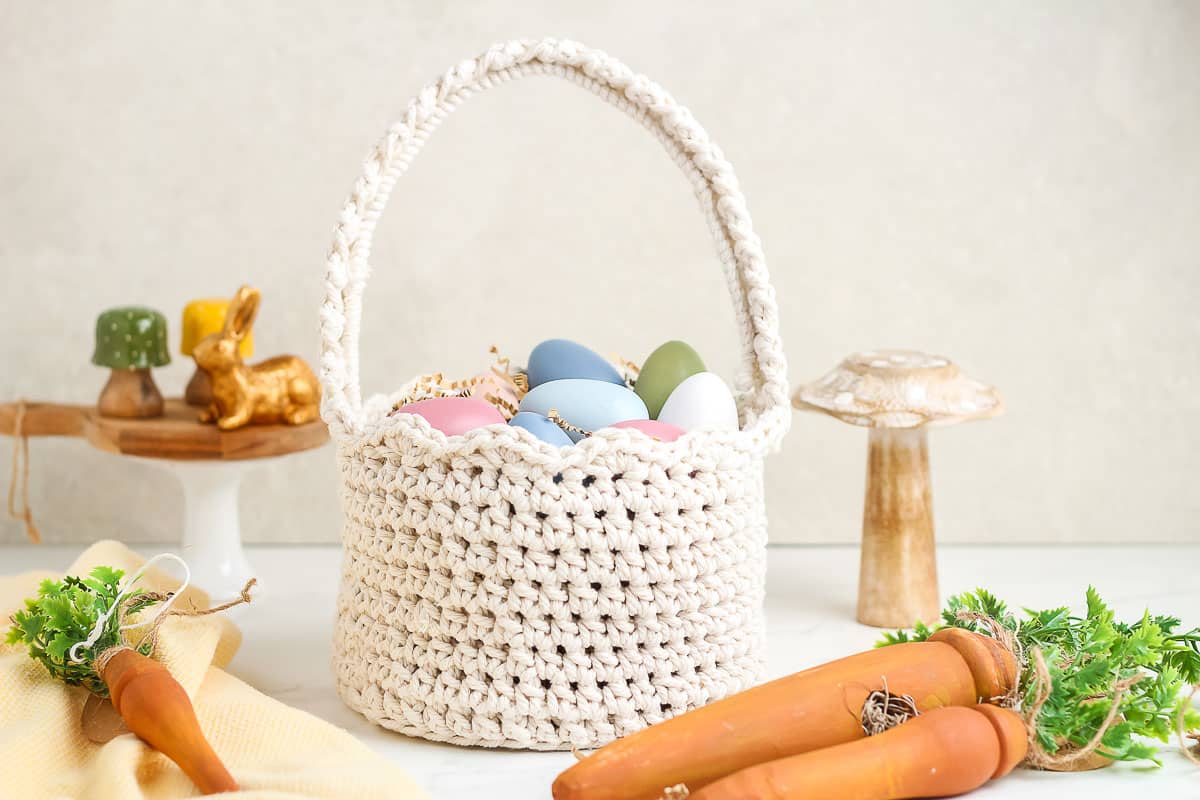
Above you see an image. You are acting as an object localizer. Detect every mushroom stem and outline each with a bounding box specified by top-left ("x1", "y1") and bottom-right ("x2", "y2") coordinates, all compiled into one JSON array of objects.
[
  {"x1": 97, "y1": 367, "x2": 164, "y2": 419},
  {"x1": 184, "y1": 366, "x2": 213, "y2": 407},
  {"x1": 857, "y1": 427, "x2": 939, "y2": 628}
]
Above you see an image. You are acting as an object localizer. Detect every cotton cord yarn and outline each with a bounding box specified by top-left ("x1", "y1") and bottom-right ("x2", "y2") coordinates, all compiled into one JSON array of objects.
[{"x1": 320, "y1": 38, "x2": 790, "y2": 750}]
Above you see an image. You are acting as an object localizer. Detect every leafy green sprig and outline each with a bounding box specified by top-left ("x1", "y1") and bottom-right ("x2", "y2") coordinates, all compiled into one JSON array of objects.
[
  {"x1": 5, "y1": 566, "x2": 158, "y2": 696},
  {"x1": 878, "y1": 587, "x2": 1200, "y2": 764}
]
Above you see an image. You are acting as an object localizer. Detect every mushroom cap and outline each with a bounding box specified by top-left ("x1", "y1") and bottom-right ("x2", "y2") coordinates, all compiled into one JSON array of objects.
[
  {"x1": 180, "y1": 298, "x2": 254, "y2": 357},
  {"x1": 92, "y1": 307, "x2": 171, "y2": 369},
  {"x1": 793, "y1": 349, "x2": 1002, "y2": 428}
]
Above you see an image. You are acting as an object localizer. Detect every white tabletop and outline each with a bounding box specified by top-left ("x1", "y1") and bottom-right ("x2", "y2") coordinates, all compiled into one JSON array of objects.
[{"x1": 3, "y1": 543, "x2": 1197, "y2": 799}]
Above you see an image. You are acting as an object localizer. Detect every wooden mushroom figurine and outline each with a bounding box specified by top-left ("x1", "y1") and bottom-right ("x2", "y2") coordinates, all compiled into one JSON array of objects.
[
  {"x1": 92, "y1": 307, "x2": 171, "y2": 418},
  {"x1": 180, "y1": 298, "x2": 254, "y2": 406},
  {"x1": 794, "y1": 350, "x2": 1003, "y2": 628}
]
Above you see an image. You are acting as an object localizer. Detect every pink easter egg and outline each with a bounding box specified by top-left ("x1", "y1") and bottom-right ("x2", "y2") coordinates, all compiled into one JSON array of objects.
[
  {"x1": 611, "y1": 419, "x2": 686, "y2": 442},
  {"x1": 469, "y1": 371, "x2": 523, "y2": 410},
  {"x1": 395, "y1": 397, "x2": 505, "y2": 436}
]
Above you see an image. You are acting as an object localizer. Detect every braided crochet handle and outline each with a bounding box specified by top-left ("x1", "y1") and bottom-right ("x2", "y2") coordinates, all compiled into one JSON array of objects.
[{"x1": 321, "y1": 38, "x2": 789, "y2": 449}]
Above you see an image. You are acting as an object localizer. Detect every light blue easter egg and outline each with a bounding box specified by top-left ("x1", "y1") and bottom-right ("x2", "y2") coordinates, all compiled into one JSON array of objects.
[
  {"x1": 509, "y1": 411, "x2": 574, "y2": 447},
  {"x1": 519, "y1": 379, "x2": 648, "y2": 442},
  {"x1": 657, "y1": 372, "x2": 739, "y2": 432},
  {"x1": 526, "y1": 339, "x2": 625, "y2": 389}
]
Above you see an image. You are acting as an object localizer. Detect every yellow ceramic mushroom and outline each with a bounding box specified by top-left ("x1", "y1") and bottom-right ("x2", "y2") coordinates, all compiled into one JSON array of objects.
[{"x1": 181, "y1": 298, "x2": 254, "y2": 406}]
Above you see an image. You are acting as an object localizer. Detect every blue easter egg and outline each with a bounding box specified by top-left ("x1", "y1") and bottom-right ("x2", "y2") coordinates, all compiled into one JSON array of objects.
[
  {"x1": 526, "y1": 339, "x2": 625, "y2": 389},
  {"x1": 519, "y1": 379, "x2": 648, "y2": 442},
  {"x1": 509, "y1": 411, "x2": 574, "y2": 447}
]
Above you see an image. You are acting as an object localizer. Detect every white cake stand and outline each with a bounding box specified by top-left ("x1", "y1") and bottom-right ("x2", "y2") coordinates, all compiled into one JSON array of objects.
[{"x1": 1, "y1": 398, "x2": 328, "y2": 598}]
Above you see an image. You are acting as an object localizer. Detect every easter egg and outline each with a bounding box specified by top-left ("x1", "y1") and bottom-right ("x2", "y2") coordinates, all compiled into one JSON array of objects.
[
  {"x1": 610, "y1": 419, "x2": 686, "y2": 442},
  {"x1": 509, "y1": 411, "x2": 573, "y2": 447},
  {"x1": 657, "y1": 372, "x2": 739, "y2": 432},
  {"x1": 469, "y1": 370, "x2": 523, "y2": 417},
  {"x1": 635, "y1": 340, "x2": 706, "y2": 419},
  {"x1": 394, "y1": 397, "x2": 504, "y2": 436},
  {"x1": 519, "y1": 379, "x2": 648, "y2": 442},
  {"x1": 527, "y1": 339, "x2": 625, "y2": 389}
]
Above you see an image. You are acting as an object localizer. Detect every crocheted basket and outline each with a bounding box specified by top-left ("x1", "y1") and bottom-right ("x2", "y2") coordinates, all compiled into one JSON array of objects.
[{"x1": 320, "y1": 38, "x2": 791, "y2": 750}]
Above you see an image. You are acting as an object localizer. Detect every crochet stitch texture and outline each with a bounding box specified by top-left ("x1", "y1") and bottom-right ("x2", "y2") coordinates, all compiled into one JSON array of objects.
[{"x1": 320, "y1": 38, "x2": 790, "y2": 749}]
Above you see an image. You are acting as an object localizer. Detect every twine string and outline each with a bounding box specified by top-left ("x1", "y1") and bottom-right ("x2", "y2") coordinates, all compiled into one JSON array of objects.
[
  {"x1": 7, "y1": 400, "x2": 41, "y2": 544},
  {"x1": 1024, "y1": 646, "x2": 1143, "y2": 769},
  {"x1": 1176, "y1": 683, "x2": 1200, "y2": 765},
  {"x1": 860, "y1": 677, "x2": 921, "y2": 736},
  {"x1": 93, "y1": 576, "x2": 256, "y2": 675},
  {"x1": 958, "y1": 609, "x2": 1145, "y2": 770},
  {"x1": 951, "y1": 610, "x2": 1151, "y2": 769},
  {"x1": 128, "y1": 576, "x2": 257, "y2": 655},
  {"x1": 69, "y1": 553, "x2": 192, "y2": 662},
  {"x1": 954, "y1": 610, "x2": 1023, "y2": 707}
]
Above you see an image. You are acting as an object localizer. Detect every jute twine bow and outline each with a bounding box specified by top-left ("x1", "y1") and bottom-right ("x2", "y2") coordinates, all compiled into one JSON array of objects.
[
  {"x1": 93, "y1": 578, "x2": 256, "y2": 675},
  {"x1": 7, "y1": 400, "x2": 41, "y2": 543}
]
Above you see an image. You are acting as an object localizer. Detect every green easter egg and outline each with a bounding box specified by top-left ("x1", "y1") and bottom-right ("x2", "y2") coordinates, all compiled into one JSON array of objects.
[{"x1": 635, "y1": 340, "x2": 706, "y2": 419}]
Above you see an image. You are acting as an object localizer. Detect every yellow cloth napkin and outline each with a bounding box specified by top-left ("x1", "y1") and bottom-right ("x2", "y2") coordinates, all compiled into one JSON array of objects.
[{"x1": 0, "y1": 541, "x2": 428, "y2": 800}]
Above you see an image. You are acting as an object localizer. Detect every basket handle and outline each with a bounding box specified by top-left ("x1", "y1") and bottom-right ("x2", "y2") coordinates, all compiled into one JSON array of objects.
[{"x1": 320, "y1": 38, "x2": 790, "y2": 450}]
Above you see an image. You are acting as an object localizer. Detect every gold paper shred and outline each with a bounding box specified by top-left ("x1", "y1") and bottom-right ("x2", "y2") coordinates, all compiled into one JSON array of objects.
[
  {"x1": 390, "y1": 373, "x2": 477, "y2": 414},
  {"x1": 489, "y1": 345, "x2": 510, "y2": 373},
  {"x1": 611, "y1": 353, "x2": 641, "y2": 387},
  {"x1": 488, "y1": 365, "x2": 527, "y2": 399},
  {"x1": 390, "y1": 346, "x2": 532, "y2": 419},
  {"x1": 489, "y1": 345, "x2": 529, "y2": 398},
  {"x1": 548, "y1": 408, "x2": 592, "y2": 438},
  {"x1": 485, "y1": 392, "x2": 520, "y2": 421}
]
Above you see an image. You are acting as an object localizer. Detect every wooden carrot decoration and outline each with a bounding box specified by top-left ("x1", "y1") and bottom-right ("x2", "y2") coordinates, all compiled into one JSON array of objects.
[
  {"x1": 552, "y1": 632, "x2": 1017, "y2": 800},
  {"x1": 685, "y1": 704, "x2": 1028, "y2": 800},
  {"x1": 5, "y1": 559, "x2": 249, "y2": 795},
  {"x1": 100, "y1": 648, "x2": 237, "y2": 793}
]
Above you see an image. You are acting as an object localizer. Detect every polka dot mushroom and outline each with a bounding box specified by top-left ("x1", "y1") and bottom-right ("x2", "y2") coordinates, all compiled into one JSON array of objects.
[
  {"x1": 92, "y1": 306, "x2": 171, "y2": 418},
  {"x1": 793, "y1": 350, "x2": 1003, "y2": 628}
]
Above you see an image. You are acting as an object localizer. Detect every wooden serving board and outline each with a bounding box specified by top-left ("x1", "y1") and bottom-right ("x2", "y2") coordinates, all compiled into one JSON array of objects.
[{"x1": 0, "y1": 399, "x2": 329, "y2": 461}]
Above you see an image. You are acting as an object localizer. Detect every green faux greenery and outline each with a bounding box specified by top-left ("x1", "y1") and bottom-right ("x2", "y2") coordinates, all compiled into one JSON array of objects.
[
  {"x1": 4, "y1": 566, "x2": 157, "y2": 697},
  {"x1": 878, "y1": 588, "x2": 1200, "y2": 764}
]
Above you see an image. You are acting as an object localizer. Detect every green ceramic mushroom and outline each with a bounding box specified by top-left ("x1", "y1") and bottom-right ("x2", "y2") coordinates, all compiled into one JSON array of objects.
[{"x1": 92, "y1": 307, "x2": 171, "y2": 418}]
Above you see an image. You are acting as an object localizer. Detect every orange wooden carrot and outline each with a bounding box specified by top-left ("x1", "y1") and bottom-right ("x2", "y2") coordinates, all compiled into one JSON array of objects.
[
  {"x1": 102, "y1": 648, "x2": 238, "y2": 794},
  {"x1": 686, "y1": 704, "x2": 1028, "y2": 800},
  {"x1": 552, "y1": 633, "x2": 1017, "y2": 800},
  {"x1": 971, "y1": 702, "x2": 1028, "y2": 778},
  {"x1": 927, "y1": 628, "x2": 1017, "y2": 703}
]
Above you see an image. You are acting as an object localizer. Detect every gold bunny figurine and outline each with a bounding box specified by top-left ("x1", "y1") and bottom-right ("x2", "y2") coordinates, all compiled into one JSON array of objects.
[{"x1": 193, "y1": 286, "x2": 321, "y2": 430}]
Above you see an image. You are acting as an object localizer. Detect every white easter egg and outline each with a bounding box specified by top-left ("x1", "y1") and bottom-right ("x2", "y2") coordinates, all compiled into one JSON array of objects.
[{"x1": 656, "y1": 372, "x2": 738, "y2": 431}]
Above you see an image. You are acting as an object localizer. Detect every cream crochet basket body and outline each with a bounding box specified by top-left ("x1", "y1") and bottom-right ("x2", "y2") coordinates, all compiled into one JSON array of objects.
[{"x1": 321, "y1": 39, "x2": 790, "y2": 750}]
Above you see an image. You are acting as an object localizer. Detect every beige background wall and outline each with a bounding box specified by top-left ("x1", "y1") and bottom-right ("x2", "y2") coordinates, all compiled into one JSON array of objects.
[{"x1": 1, "y1": 1, "x2": 1197, "y2": 546}]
